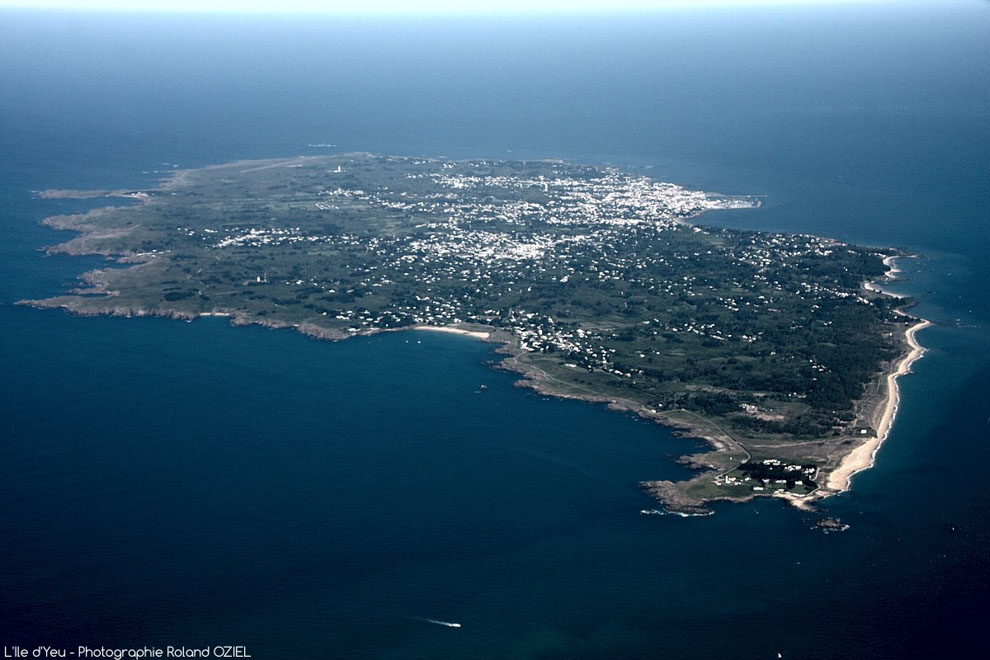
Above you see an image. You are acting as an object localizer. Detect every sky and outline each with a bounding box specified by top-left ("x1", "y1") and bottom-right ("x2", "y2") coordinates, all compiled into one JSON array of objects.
[{"x1": 0, "y1": 0, "x2": 908, "y2": 14}]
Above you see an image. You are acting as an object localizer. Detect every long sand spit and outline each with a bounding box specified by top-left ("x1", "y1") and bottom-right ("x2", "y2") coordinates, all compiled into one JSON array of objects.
[{"x1": 826, "y1": 317, "x2": 931, "y2": 492}]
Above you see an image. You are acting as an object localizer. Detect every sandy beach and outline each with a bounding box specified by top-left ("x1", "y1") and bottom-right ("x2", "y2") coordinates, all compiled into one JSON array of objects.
[
  {"x1": 883, "y1": 254, "x2": 902, "y2": 275},
  {"x1": 414, "y1": 325, "x2": 491, "y2": 340},
  {"x1": 826, "y1": 317, "x2": 931, "y2": 492},
  {"x1": 863, "y1": 255, "x2": 908, "y2": 298}
]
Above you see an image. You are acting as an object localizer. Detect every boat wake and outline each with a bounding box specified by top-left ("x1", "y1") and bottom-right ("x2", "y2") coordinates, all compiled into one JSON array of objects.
[{"x1": 410, "y1": 616, "x2": 462, "y2": 628}]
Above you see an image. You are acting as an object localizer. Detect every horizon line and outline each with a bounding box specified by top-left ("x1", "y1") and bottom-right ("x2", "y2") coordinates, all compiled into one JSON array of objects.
[{"x1": 0, "y1": 0, "x2": 914, "y2": 16}]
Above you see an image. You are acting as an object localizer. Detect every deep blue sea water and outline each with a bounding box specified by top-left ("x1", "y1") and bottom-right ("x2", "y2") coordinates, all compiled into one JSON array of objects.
[{"x1": 2, "y1": 3, "x2": 989, "y2": 658}]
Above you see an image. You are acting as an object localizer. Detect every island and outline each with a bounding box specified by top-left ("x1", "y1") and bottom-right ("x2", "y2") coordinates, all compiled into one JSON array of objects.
[{"x1": 22, "y1": 153, "x2": 928, "y2": 513}]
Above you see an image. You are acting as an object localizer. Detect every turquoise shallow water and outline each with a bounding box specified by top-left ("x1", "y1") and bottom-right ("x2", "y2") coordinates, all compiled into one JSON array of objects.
[{"x1": 1, "y1": 4, "x2": 989, "y2": 657}]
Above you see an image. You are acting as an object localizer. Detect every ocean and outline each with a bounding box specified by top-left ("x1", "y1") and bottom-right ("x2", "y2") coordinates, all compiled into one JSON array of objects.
[{"x1": 1, "y1": 3, "x2": 989, "y2": 657}]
